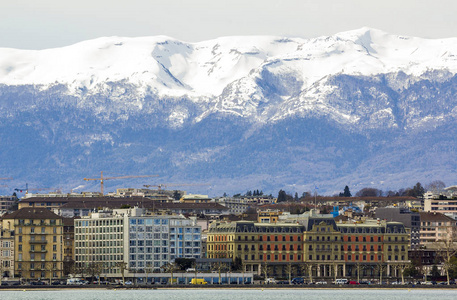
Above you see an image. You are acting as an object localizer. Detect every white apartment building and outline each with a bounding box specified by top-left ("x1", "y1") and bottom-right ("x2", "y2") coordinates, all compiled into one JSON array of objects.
[
  {"x1": 74, "y1": 207, "x2": 201, "y2": 279},
  {"x1": 74, "y1": 211, "x2": 125, "y2": 277},
  {"x1": 423, "y1": 188, "x2": 457, "y2": 219},
  {"x1": 216, "y1": 196, "x2": 276, "y2": 214}
]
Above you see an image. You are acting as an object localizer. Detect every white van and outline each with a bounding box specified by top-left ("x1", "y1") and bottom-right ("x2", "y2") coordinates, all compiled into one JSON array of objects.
[{"x1": 334, "y1": 278, "x2": 348, "y2": 284}]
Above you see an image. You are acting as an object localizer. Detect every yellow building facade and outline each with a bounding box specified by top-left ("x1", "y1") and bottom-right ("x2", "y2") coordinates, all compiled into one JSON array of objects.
[
  {"x1": 207, "y1": 215, "x2": 410, "y2": 280},
  {"x1": 1, "y1": 208, "x2": 64, "y2": 281}
]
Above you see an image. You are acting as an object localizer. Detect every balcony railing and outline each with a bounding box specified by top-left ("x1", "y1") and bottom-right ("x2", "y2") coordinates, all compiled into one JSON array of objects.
[
  {"x1": 29, "y1": 240, "x2": 48, "y2": 244},
  {"x1": 29, "y1": 249, "x2": 47, "y2": 253}
]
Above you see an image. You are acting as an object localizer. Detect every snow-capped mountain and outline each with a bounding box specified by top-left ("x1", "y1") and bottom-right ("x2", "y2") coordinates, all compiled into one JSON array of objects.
[{"x1": 1, "y1": 28, "x2": 456, "y2": 195}]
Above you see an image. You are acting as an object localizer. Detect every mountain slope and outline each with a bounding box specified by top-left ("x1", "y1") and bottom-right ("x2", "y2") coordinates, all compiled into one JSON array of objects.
[{"x1": 1, "y1": 28, "x2": 457, "y2": 195}]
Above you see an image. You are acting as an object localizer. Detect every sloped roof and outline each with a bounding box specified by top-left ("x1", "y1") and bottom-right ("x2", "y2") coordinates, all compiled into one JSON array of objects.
[
  {"x1": 1, "y1": 207, "x2": 63, "y2": 220},
  {"x1": 420, "y1": 211, "x2": 457, "y2": 222}
]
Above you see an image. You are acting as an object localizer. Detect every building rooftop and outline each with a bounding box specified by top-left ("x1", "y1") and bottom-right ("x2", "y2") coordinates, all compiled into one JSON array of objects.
[
  {"x1": 1, "y1": 207, "x2": 63, "y2": 220},
  {"x1": 419, "y1": 211, "x2": 457, "y2": 222}
]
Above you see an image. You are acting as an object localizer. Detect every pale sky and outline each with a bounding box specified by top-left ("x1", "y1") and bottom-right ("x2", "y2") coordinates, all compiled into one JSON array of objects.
[{"x1": 1, "y1": 0, "x2": 456, "y2": 50}]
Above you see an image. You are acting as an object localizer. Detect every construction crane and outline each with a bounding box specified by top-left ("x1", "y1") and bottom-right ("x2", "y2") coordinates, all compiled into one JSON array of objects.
[
  {"x1": 14, "y1": 184, "x2": 52, "y2": 194},
  {"x1": 84, "y1": 171, "x2": 159, "y2": 195},
  {"x1": 143, "y1": 183, "x2": 210, "y2": 191}
]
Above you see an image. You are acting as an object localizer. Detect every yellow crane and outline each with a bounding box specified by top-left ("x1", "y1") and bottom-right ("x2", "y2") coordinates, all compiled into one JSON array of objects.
[{"x1": 84, "y1": 171, "x2": 158, "y2": 195}]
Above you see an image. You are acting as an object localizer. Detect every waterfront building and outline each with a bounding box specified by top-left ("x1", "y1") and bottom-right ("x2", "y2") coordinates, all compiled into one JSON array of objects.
[
  {"x1": 1, "y1": 208, "x2": 64, "y2": 281},
  {"x1": 74, "y1": 207, "x2": 202, "y2": 279},
  {"x1": 207, "y1": 211, "x2": 410, "y2": 279},
  {"x1": 337, "y1": 219, "x2": 410, "y2": 278},
  {"x1": 62, "y1": 217, "x2": 75, "y2": 276},
  {"x1": 0, "y1": 227, "x2": 14, "y2": 279},
  {"x1": 74, "y1": 210, "x2": 125, "y2": 277}
]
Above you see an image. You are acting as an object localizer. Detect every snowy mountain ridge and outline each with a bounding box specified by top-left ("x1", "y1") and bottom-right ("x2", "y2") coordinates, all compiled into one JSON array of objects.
[
  {"x1": 1, "y1": 28, "x2": 457, "y2": 194},
  {"x1": 2, "y1": 27, "x2": 457, "y2": 97}
]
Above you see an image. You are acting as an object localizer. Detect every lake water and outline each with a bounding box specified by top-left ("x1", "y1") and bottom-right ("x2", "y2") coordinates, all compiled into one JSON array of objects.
[{"x1": 1, "y1": 288, "x2": 456, "y2": 300}]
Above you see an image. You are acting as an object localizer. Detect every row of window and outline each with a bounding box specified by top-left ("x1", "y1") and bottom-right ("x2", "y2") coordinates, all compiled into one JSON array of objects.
[
  {"x1": 75, "y1": 234, "x2": 123, "y2": 240},
  {"x1": 18, "y1": 219, "x2": 58, "y2": 225},
  {"x1": 75, "y1": 240, "x2": 122, "y2": 247},
  {"x1": 77, "y1": 219, "x2": 123, "y2": 227},
  {"x1": 17, "y1": 253, "x2": 59, "y2": 260},
  {"x1": 75, "y1": 247, "x2": 123, "y2": 254},
  {"x1": 16, "y1": 227, "x2": 60, "y2": 234}
]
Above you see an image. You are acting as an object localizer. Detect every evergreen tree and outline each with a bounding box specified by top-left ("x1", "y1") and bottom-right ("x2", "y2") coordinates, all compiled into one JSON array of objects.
[
  {"x1": 173, "y1": 190, "x2": 182, "y2": 201},
  {"x1": 294, "y1": 192, "x2": 299, "y2": 202},
  {"x1": 412, "y1": 182, "x2": 425, "y2": 198},
  {"x1": 343, "y1": 186, "x2": 352, "y2": 197},
  {"x1": 277, "y1": 190, "x2": 287, "y2": 202}
]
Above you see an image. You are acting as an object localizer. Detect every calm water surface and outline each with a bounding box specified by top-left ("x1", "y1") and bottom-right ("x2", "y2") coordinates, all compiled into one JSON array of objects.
[{"x1": 1, "y1": 289, "x2": 456, "y2": 300}]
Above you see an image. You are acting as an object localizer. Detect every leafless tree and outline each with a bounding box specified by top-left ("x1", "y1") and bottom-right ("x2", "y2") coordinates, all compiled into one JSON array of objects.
[
  {"x1": 286, "y1": 263, "x2": 293, "y2": 284},
  {"x1": 87, "y1": 262, "x2": 103, "y2": 284},
  {"x1": 391, "y1": 263, "x2": 408, "y2": 284},
  {"x1": 437, "y1": 226, "x2": 457, "y2": 284},
  {"x1": 45, "y1": 262, "x2": 58, "y2": 285},
  {"x1": 115, "y1": 262, "x2": 127, "y2": 285},
  {"x1": 161, "y1": 262, "x2": 179, "y2": 285},
  {"x1": 300, "y1": 262, "x2": 315, "y2": 283},
  {"x1": 211, "y1": 262, "x2": 228, "y2": 284},
  {"x1": 426, "y1": 180, "x2": 446, "y2": 193},
  {"x1": 375, "y1": 263, "x2": 386, "y2": 284}
]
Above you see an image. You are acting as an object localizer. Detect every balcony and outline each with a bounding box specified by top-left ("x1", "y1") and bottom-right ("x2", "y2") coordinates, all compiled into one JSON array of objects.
[
  {"x1": 29, "y1": 240, "x2": 48, "y2": 244},
  {"x1": 29, "y1": 249, "x2": 47, "y2": 253}
]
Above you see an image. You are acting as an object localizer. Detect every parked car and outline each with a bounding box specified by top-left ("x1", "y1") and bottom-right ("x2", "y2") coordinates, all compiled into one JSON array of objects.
[
  {"x1": 292, "y1": 278, "x2": 305, "y2": 285},
  {"x1": 315, "y1": 281, "x2": 327, "y2": 285},
  {"x1": 265, "y1": 278, "x2": 276, "y2": 284},
  {"x1": 348, "y1": 281, "x2": 359, "y2": 285}
]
